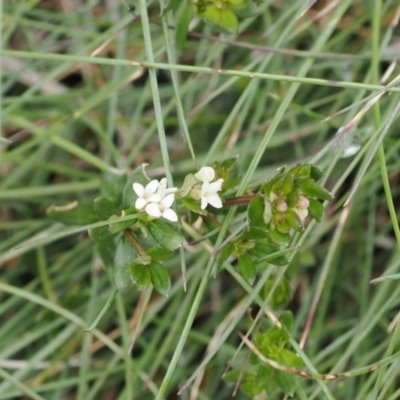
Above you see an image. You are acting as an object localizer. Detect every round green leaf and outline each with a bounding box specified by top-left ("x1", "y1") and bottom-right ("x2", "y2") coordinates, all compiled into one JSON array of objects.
[
  {"x1": 147, "y1": 219, "x2": 182, "y2": 250},
  {"x1": 108, "y1": 214, "x2": 138, "y2": 234},
  {"x1": 202, "y1": 5, "x2": 239, "y2": 32},
  {"x1": 238, "y1": 253, "x2": 256, "y2": 285},
  {"x1": 276, "y1": 370, "x2": 296, "y2": 396},
  {"x1": 263, "y1": 275, "x2": 291, "y2": 310},
  {"x1": 250, "y1": 242, "x2": 289, "y2": 266},
  {"x1": 93, "y1": 197, "x2": 120, "y2": 221},
  {"x1": 47, "y1": 201, "x2": 97, "y2": 226},
  {"x1": 113, "y1": 237, "x2": 136, "y2": 290},
  {"x1": 89, "y1": 226, "x2": 115, "y2": 242},
  {"x1": 149, "y1": 261, "x2": 171, "y2": 296},
  {"x1": 279, "y1": 311, "x2": 294, "y2": 331},
  {"x1": 216, "y1": 242, "x2": 234, "y2": 274},
  {"x1": 146, "y1": 247, "x2": 175, "y2": 262},
  {"x1": 247, "y1": 195, "x2": 264, "y2": 226},
  {"x1": 129, "y1": 262, "x2": 151, "y2": 291},
  {"x1": 95, "y1": 240, "x2": 115, "y2": 268}
]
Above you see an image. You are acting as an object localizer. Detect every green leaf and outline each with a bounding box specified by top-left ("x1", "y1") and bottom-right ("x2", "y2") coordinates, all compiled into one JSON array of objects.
[
  {"x1": 221, "y1": 176, "x2": 241, "y2": 190},
  {"x1": 240, "y1": 382, "x2": 263, "y2": 395},
  {"x1": 95, "y1": 240, "x2": 116, "y2": 268},
  {"x1": 285, "y1": 209, "x2": 303, "y2": 231},
  {"x1": 213, "y1": 157, "x2": 237, "y2": 180},
  {"x1": 202, "y1": 6, "x2": 239, "y2": 32},
  {"x1": 129, "y1": 262, "x2": 151, "y2": 291},
  {"x1": 281, "y1": 173, "x2": 294, "y2": 195},
  {"x1": 269, "y1": 227, "x2": 291, "y2": 244},
  {"x1": 297, "y1": 179, "x2": 332, "y2": 201},
  {"x1": 307, "y1": 198, "x2": 324, "y2": 222},
  {"x1": 146, "y1": 247, "x2": 175, "y2": 261},
  {"x1": 100, "y1": 170, "x2": 127, "y2": 205},
  {"x1": 263, "y1": 275, "x2": 292, "y2": 309},
  {"x1": 233, "y1": 0, "x2": 259, "y2": 19},
  {"x1": 113, "y1": 237, "x2": 136, "y2": 290},
  {"x1": 147, "y1": 219, "x2": 182, "y2": 250},
  {"x1": 182, "y1": 198, "x2": 207, "y2": 215},
  {"x1": 256, "y1": 365, "x2": 275, "y2": 391},
  {"x1": 108, "y1": 214, "x2": 138, "y2": 234},
  {"x1": 93, "y1": 197, "x2": 120, "y2": 220},
  {"x1": 247, "y1": 195, "x2": 264, "y2": 226},
  {"x1": 310, "y1": 165, "x2": 322, "y2": 181},
  {"x1": 249, "y1": 242, "x2": 288, "y2": 266},
  {"x1": 295, "y1": 164, "x2": 311, "y2": 178},
  {"x1": 89, "y1": 226, "x2": 115, "y2": 242},
  {"x1": 216, "y1": 242, "x2": 234, "y2": 273},
  {"x1": 176, "y1": 3, "x2": 193, "y2": 54},
  {"x1": 310, "y1": 164, "x2": 322, "y2": 182},
  {"x1": 238, "y1": 253, "x2": 256, "y2": 285},
  {"x1": 280, "y1": 348, "x2": 304, "y2": 369},
  {"x1": 279, "y1": 311, "x2": 294, "y2": 331},
  {"x1": 47, "y1": 201, "x2": 97, "y2": 226},
  {"x1": 276, "y1": 370, "x2": 296, "y2": 396},
  {"x1": 149, "y1": 261, "x2": 171, "y2": 296},
  {"x1": 241, "y1": 226, "x2": 268, "y2": 241},
  {"x1": 222, "y1": 370, "x2": 241, "y2": 382}
]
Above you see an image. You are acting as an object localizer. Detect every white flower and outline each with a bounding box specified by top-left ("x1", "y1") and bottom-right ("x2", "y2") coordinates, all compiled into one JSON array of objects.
[
  {"x1": 194, "y1": 166, "x2": 215, "y2": 183},
  {"x1": 145, "y1": 194, "x2": 178, "y2": 222},
  {"x1": 133, "y1": 180, "x2": 161, "y2": 210},
  {"x1": 200, "y1": 179, "x2": 224, "y2": 209}
]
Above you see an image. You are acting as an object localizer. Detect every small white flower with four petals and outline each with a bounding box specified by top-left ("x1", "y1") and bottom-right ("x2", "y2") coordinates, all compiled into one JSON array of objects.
[
  {"x1": 194, "y1": 166, "x2": 224, "y2": 210},
  {"x1": 133, "y1": 180, "x2": 161, "y2": 210}
]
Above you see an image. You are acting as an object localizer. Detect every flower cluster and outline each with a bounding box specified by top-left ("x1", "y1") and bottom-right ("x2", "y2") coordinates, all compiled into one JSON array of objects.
[
  {"x1": 133, "y1": 178, "x2": 178, "y2": 222},
  {"x1": 133, "y1": 167, "x2": 224, "y2": 222}
]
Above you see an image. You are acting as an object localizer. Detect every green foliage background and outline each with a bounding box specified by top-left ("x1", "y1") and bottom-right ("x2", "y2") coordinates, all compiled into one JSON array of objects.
[{"x1": 2, "y1": 0, "x2": 400, "y2": 399}]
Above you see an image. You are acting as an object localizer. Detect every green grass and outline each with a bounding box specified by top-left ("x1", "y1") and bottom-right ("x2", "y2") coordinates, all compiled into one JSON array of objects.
[{"x1": 2, "y1": 1, "x2": 400, "y2": 399}]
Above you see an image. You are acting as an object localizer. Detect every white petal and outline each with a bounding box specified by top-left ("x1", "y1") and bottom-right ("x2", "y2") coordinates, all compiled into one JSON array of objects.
[
  {"x1": 195, "y1": 167, "x2": 215, "y2": 182},
  {"x1": 145, "y1": 203, "x2": 161, "y2": 218},
  {"x1": 135, "y1": 198, "x2": 147, "y2": 209},
  {"x1": 148, "y1": 194, "x2": 162, "y2": 203},
  {"x1": 209, "y1": 178, "x2": 224, "y2": 192},
  {"x1": 207, "y1": 193, "x2": 223, "y2": 208},
  {"x1": 159, "y1": 178, "x2": 168, "y2": 187},
  {"x1": 133, "y1": 183, "x2": 144, "y2": 196},
  {"x1": 161, "y1": 193, "x2": 175, "y2": 208},
  {"x1": 164, "y1": 187, "x2": 178, "y2": 195},
  {"x1": 200, "y1": 180, "x2": 211, "y2": 195},
  {"x1": 200, "y1": 196, "x2": 208, "y2": 209},
  {"x1": 146, "y1": 180, "x2": 159, "y2": 194},
  {"x1": 162, "y1": 208, "x2": 178, "y2": 222}
]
